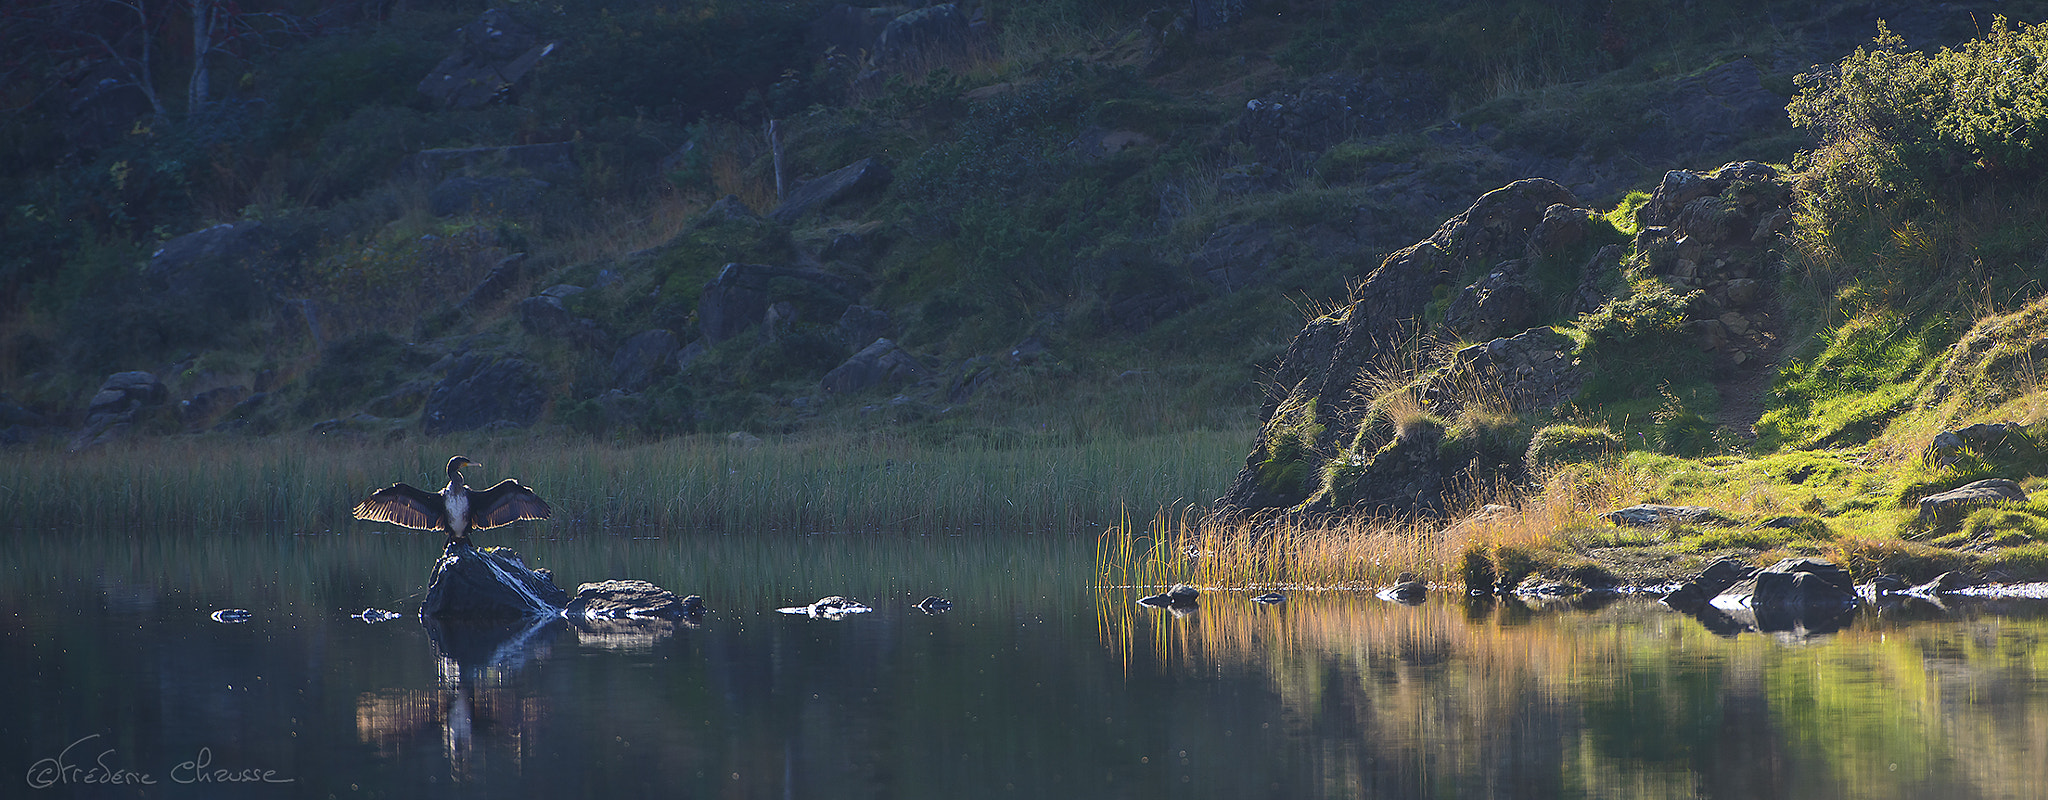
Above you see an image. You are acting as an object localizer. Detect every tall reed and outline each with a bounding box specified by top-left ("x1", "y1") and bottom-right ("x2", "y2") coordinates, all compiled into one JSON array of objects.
[{"x1": 0, "y1": 429, "x2": 1248, "y2": 534}]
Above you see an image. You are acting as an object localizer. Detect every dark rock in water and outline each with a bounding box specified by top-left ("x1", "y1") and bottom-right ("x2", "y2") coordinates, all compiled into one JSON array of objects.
[
  {"x1": 1858, "y1": 575, "x2": 1908, "y2": 600},
  {"x1": 420, "y1": 543, "x2": 569, "y2": 619},
  {"x1": 1380, "y1": 572, "x2": 1428, "y2": 604},
  {"x1": 1748, "y1": 558, "x2": 1856, "y2": 608},
  {"x1": 915, "y1": 595, "x2": 952, "y2": 614},
  {"x1": 210, "y1": 609, "x2": 252, "y2": 624},
  {"x1": 679, "y1": 595, "x2": 706, "y2": 618},
  {"x1": 1251, "y1": 592, "x2": 1286, "y2": 604},
  {"x1": 770, "y1": 158, "x2": 892, "y2": 224},
  {"x1": 563, "y1": 579, "x2": 691, "y2": 619},
  {"x1": 1663, "y1": 558, "x2": 1756, "y2": 609},
  {"x1": 1909, "y1": 571, "x2": 1975, "y2": 597},
  {"x1": 353, "y1": 608, "x2": 404, "y2": 623},
  {"x1": 800, "y1": 595, "x2": 872, "y2": 618},
  {"x1": 1139, "y1": 584, "x2": 1200, "y2": 607},
  {"x1": 1918, "y1": 479, "x2": 2027, "y2": 530}
]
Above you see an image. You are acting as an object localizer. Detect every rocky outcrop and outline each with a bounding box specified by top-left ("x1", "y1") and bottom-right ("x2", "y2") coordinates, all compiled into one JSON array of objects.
[
  {"x1": 416, "y1": 9, "x2": 556, "y2": 109},
  {"x1": 1918, "y1": 479, "x2": 2028, "y2": 530},
  {"x1": 70, "y1": 371, "x2": 169, "y2": 451},
  {"x1": 822, "y1": 338, "x2": 927, "y2": 393},
  {"x1": 770, "y1": 158, "x2": 892, "y2": 224},
  {"x1": 1218, "y1": 179, "x2": 1581, "y2": 514},
  {"x1": 1635, "y1": 161, "x2": 1794, "y2": 368},
  {"x1": 420, "y1": 543, "x2": 571, "y2": 619},
  {"x1": 421, "y1": 355, "x2": 550, "y2": 436}
]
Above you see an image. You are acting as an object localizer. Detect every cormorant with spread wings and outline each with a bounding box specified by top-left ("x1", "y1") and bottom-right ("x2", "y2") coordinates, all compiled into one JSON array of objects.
[{"x1": 352, "y1": 456, "x2": 551, "y2": 546}]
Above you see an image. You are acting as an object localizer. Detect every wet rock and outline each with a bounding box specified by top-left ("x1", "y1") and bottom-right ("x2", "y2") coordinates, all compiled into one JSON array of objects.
[
  {"x1": 1378, "y1": 573, "x2": 1428, "y2": 604},
  {"x1": 914, "y1": 595, "x2": 952, "y2": 614},
  {"x1": 210, "y1": 609, "x2": 252, "y2": 623},
  {"x1": 792, "y1": 595, "x2": 872, "y2": 618},
  {"x1": 611, "y1": 329, "x2": 679, "y2": 392},
  {"x1": 420, "y1": 543, "x2": 570, "y2": 619},
  {"x1": 1909, "y1": 571, "x2": 1975, "y2": 597},
  {"x1": 1138, "y1": 584, "x2": 1200, "y2": 608},
  {"x1": 420, "y1": 355, "x2": 550, "y2": 436},
  {"x1": 417, "y1": 9, "x2": 556, "y2": 109},
  {"x1": 1662, "y1": 558, "x2": 1756, "y2": 609},
  {"x1": 353, "y1": 608, "x2": 404, "y2": 623},
  {"x1": 563, "y1": 579, "x2": 693, "y2": 620},
  {"x1": 1858, "y1": 575, "x2": 1909, "y2": 600},
  {"x1": 770, "y1": 158, "x2": 892, "y2": 224},
  {"x1": 1602, "y1": 504, "x2": 1731, "y2": 527},
  {"x1": 1918, "y1": 478, "x2": 2027, "y2": 530},
  {"x1": 1747, "y1": 558, "x2": 1856, "y2": 608},
  {"x1": 822, "y1": 338, "x2": 928, "y2": 394},
  {"x1": 1250, "y1": 592, "x2": 1286, "y2": 604}
]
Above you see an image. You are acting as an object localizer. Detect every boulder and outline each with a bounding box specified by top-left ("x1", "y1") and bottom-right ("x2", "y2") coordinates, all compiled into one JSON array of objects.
[
  {"x1": 420, "y1": 355, "x2": 549, "y2": 436},
  {"x1": 70, "y1": 371, "x2": 170, "y2": 451},
  {"x1": 419, "y1": 543, "x2": 570, "y2": 619},
  {"x1": 1661, "y1": 558, "x2": 1756, "y2": 609},
  {"x1": 563, "y1": 580, "x2": 695, "y2": 619},
  {"x1": 1918, "y1": 478, "x2": 2027, "y2": 530},
  {"x1": 1138, "y1": 584, "x2": 1200, "y2": 608},
  {"x1": 696, "y1": 263, "x2": 862, "y2": 344},
  {"x1": 1928, "y1": 422, "x2": 2028, "y2": 465},
  {"x1": 1430, "y1": 327, "x2": 1586, "y2": 416},
  {"x1": 463, "y1": 253, "x2": 528, "y2": 310},
  {"x1": 822, "y1": 338, "x2": 928, "y2": 393},
  {"x1": 416, "y1": 9, "x2": 556, "y2": 109},
  {"x1": 146, "y1": 221, "x2": 274, "y2": 322},
  {"x1": 518, "y1": 295, "x2": 609, "y2": 349},
  {"x1": 611, "y1": 329, "x2": 680, "y2": 392},
  {"x1": 770, "y1": 158, "x2": 892, "y2": 224},
  {"x1": 872, "y1": 4, "x2": 976, "y2": 68},
  {"x1": 835, "y1": 305, "x2": 891, "y2": 347},
  {"x1": 1602, "y1": 504, "x2": 1731, "y2": 527},
  {"x1": 1749, "y1": 558, "x2": 1856, "y2": 608}
]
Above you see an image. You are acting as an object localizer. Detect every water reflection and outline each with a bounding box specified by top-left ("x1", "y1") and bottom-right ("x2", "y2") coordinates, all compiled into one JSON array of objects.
[{"x1": 4, "y1": 528, "x2": 2048, "y2": 798}]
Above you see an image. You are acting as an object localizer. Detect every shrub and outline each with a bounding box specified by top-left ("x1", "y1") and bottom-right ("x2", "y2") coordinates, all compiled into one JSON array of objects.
[{"x1": 1525, "y1": 424, "x2": 1621, "y2": 473}]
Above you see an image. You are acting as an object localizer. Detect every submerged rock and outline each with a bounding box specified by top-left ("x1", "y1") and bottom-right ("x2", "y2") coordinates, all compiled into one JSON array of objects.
[
  {"x1": 1251, "y1": 591, "x2": 1286, "y2": 604},
  {"x1": 1377, "y1": 572, "x2": 1428, "y2": 604},
  {"x1": 914, "y1": 595, "x2": 952, "y2": 614},
  {"x1": 353, "y1": 608, "x2": 405, "y2": 623},
  {"x1": 210, "y1": 609, "x2": 252, "y2": 624},
  {"x1": 780, "y1": 595, "x2": 872, "y2": 618}
]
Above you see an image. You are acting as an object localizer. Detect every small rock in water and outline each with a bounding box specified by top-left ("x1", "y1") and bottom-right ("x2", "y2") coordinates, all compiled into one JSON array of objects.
[
  {"x1": 779, "y1": 595, "x2": 873, "y2": 618},
  {"x1": 1378, "y1": 573, "x2": 1428, "y2": 604},
  {"x1": 211, "y1": 609, "x2": 252, "y2": 624},
  {"x1": 1138, "y1": 583, "x2": 1200, "y2": 608},
  {"x1": 1250, "y1": 592, "x2": 1286, "y2": 604},
  {"x1": 352, "y1": 607, "x2": 404, "y2": 623},
  {"x1": 679, "y1": 595, "x2": 707, "y2": 618},
  {"x1": 915, "y1": 595, "x2": 952, "y2": 613}
]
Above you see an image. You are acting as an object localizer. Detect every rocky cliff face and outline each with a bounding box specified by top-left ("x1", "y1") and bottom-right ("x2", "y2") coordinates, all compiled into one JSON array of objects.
[{"x1": 1217, "y1": 161, "x2": 1797, "y2": 520}]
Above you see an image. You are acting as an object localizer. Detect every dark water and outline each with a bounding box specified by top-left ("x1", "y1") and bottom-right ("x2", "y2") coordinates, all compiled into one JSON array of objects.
[{"x1": 5, "y1": 528, "x2": 2048, "y2": 799}]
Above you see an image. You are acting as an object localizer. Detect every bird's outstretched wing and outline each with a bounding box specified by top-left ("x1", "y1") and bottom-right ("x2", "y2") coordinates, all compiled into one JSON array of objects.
[
  {"x1": 352, "y1": 483, "x2": 448, "y2": 531},
  {"x1": 469, "y1": 479, "x2": 552, "y2": 530}
]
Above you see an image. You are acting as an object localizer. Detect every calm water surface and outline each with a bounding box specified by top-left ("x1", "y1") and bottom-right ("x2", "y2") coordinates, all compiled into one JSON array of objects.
[{"x1": 4, "y1": 527, "x2": 2047, "y2": 799}]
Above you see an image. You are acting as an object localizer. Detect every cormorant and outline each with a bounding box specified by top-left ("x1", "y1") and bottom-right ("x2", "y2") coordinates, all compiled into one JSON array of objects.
[{"x1": 352, "y1": 456, "x2": 551, "y2": 546}]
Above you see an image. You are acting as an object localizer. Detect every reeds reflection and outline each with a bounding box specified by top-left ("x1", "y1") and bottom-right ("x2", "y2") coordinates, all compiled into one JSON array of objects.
[{"x1": 1098, "y1": 589, "x2": 2048, "y2": 799}]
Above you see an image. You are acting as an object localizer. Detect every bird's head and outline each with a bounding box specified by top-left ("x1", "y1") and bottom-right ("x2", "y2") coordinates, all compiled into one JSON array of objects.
[{"x1": 448, "y1": 455, "x2": 479, "y2": 473}]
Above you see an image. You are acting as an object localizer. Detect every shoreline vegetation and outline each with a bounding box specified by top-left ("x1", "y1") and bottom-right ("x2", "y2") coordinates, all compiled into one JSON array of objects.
[{"x1": 0, "y1": 429, "x2": 1247, "y2": 535}]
